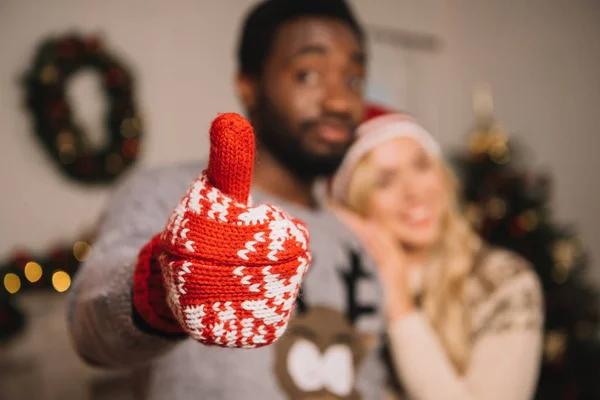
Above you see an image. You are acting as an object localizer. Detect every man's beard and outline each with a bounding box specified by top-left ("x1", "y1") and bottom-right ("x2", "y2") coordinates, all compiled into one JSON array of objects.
[{"x1": 252, "y1": 95, "x2": 355, "y2": 181}]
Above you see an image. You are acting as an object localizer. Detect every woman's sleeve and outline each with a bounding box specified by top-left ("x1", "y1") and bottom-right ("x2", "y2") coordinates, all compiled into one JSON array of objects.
[{"x1": 387, "y1": 252, "x2": 544, "y2": 400}]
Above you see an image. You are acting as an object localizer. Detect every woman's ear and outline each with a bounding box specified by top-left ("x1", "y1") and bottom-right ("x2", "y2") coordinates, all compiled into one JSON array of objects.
[{"x1": 236, "y1": 72, "x2": 258, "y2": 112}]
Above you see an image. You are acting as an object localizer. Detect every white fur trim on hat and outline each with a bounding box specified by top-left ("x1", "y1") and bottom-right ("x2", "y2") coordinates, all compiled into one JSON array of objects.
[{"x1": 331, "y1": 113, "x2": 441, "y2": 203}]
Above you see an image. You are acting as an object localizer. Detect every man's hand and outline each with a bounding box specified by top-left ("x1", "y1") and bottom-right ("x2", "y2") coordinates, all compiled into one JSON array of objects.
[{"x1": 135, "y1": 113, "x2": 311, "y2": 348}]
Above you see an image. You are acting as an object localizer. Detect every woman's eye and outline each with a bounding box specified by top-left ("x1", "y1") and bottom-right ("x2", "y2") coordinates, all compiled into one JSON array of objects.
[
  {"x1": 415, "y1": 155, "x2": 432, "y2": 172},
  {"x1": 296, "y1": 69, "x2": 321, "y2": 86},
  {"x1": 374, "y1": 173, "x2": 394, "y2": 188}
]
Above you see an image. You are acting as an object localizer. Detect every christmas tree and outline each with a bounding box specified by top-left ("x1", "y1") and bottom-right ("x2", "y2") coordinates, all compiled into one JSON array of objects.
[{"x1": 453, "y1": 85, "x2": 600, "y2": 399}]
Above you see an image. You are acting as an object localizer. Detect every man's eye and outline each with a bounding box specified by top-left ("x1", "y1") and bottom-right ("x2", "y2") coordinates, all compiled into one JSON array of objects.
[
  {"x1": 347, "y1": 75, "x2": 365, "y2": 93},
  {"x1": 296, "y1": 70, "x2": 321, "y2": 86}
]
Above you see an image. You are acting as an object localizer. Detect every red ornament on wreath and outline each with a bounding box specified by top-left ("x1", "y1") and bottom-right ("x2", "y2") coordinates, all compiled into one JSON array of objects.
[
  {"x1": 122, "y1": 138, "x2": 139, "y2": 159},
  {"x1": 85, "y1": 35, "x2": 102, "y2": 52},
  {"x1": 59, "y1": 38, "x2": 80, "y2": 59},
  {"x1": 509, "y1": 218, "x2": 526, "y2": 238}
]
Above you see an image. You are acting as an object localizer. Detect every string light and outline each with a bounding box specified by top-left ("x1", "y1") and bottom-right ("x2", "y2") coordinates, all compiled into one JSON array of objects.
[
  {"x1": 57, "y1": 130, "x2": 77, "y2": 165},
  {"x1": 51, "y1": 270, "x2": 71, "y2": 292},
  {"x1": 73, "y1": 241, "x2": 91, "y2": 262},
  {"x1": 56, "y1": 130, "x2": 75, "y2": 153},
  {"x1": 120, "y1": 117, "x2": 141, "y2": 138},
  {"x1": 486, "y1": 197, "x2": 506, "y2": 219},
  {"x1": 552, "y1": 239, "x2": 577, "y2": 269},
  {"x1": 3, "y1": 273, "x2": 21, "y2": 294},
  {"x1": 549, "y1": 239, "x2": 578, "y2": 285},
  {"x1": 24, "y1": 261, "x2": 43, "y2": 283},
  {"x1": 469, "y1": 131, "x2": 488, "y2": 155},
  {"x1": 545, "y1": 330, "x2": 567, "y2": 363},
  {"x1": 40, "y1": 64, "x2": 58, "y2": 85},
  {"x1": 517, "y1": 209, "x2": 539, "y2": 232}
]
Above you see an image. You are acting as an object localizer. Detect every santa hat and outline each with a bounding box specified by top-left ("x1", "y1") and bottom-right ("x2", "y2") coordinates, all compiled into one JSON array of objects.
[
  {"x1": 331, "y1": 112, "x2": 441, "y2": 204},
  {"x1": 363, "y1": 102, "x2": 394, "y2": 121}
]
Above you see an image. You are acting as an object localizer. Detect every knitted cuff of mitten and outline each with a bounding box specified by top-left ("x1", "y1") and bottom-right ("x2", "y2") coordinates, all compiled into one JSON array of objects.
[
  {"x1": 159, "y1": 113, "x2": 311, "y2": 348},
  {"x1": 132, "y1": 233, "x2": 185, "y2": 334}
]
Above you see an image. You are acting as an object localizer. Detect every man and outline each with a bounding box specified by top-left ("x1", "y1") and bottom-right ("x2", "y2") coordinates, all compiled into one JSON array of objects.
[{"x1": 68, "y1": 1, "x2": 385, "y2": 398}]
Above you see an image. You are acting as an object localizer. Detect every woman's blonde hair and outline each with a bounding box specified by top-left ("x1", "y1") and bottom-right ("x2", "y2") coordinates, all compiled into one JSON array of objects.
[{"x1": 345, "y1": 151, "x2": 481, "y2": 374}]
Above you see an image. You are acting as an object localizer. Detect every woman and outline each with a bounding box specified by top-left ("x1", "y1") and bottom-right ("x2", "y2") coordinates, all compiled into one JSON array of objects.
[{"x1": 330, "y1": 113, "x2": 543, "y2": 400}]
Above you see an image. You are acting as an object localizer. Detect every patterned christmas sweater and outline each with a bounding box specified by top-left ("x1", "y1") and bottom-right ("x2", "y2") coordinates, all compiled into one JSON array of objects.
[{"x1": 67, "y1": 160, "x2": 386, "y2": 400}]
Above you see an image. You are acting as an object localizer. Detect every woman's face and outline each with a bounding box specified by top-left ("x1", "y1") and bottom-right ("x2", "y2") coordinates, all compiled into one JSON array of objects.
[{"x1": 364, "y1": 137, "x2": 447, "y2": 250}]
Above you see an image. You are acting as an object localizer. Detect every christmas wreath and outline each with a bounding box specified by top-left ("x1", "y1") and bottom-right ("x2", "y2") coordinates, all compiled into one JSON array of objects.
[{"x1": 23, "y1": 33, "x2": 142, "y2": 184}]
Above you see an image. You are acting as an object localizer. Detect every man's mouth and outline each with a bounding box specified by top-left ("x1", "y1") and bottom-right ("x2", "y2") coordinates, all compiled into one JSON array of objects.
[{"x1": 314, "y1": 119, "x2": 352, "y2": 145}]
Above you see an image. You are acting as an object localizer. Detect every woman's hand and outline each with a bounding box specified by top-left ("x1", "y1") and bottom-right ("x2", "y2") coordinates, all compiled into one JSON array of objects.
[{"x1": 329, "y1": 201, "x2": 414, "y2": 321}]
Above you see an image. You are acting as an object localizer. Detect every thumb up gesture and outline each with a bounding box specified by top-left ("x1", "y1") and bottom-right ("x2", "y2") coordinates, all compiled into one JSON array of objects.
[{"x1": 135, "y1": 113, "x2": 311, "y2": 348}]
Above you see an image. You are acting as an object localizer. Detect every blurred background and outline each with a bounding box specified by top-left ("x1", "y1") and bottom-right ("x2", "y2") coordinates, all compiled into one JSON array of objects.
[{"x1": 0, "y1": 0, "x2": 598, "y2": 399}]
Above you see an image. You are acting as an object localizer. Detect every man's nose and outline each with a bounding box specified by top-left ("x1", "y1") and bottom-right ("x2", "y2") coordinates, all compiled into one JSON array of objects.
[{"x1": 322, "y1": 79, "x2": 352, "y2": 115}]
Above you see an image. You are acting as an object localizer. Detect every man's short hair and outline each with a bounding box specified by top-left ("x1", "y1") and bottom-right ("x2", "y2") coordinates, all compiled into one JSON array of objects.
[{"x1": 238, "y1": 0, "x2": 364, "y2": 77}]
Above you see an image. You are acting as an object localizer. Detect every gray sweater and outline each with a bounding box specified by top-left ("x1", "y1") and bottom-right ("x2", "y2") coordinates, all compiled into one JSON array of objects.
[{"x1": 67, "y1": 161, "x2": 386, "y2": 399}]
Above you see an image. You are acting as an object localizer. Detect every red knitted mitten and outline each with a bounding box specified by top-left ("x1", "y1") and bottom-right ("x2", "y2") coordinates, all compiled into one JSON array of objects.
[
  {"x1": 136, "y1": 113, "x2": 311, "y2": 348},
  {"x1": 134, "y1": 233, "x2": 183, "y2": 333}
]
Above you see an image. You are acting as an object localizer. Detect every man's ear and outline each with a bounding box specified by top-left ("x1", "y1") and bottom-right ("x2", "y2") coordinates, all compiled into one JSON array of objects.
[{"x1": 236, "y1": 72, "x2": 258, "y2": 112}]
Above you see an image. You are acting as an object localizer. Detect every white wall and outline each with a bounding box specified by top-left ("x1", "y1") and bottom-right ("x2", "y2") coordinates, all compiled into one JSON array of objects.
[{"x1": 0, "y1": 0, "x2": 598, "y2": 274}]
